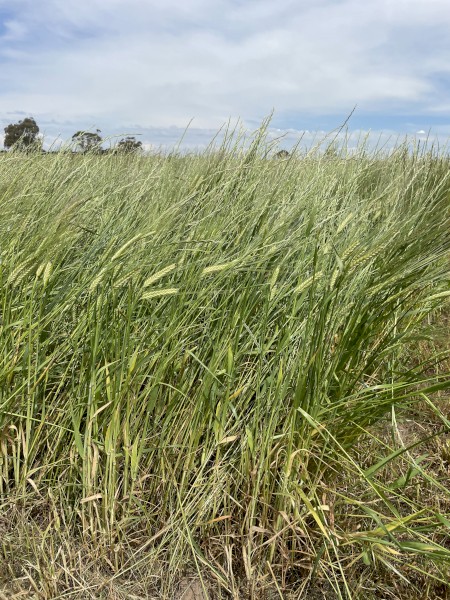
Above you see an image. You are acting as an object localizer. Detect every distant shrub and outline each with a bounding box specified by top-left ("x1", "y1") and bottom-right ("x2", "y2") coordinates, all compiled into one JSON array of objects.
[{"x1": 274, "y1": 149, "x2": 290, "y2": 159}]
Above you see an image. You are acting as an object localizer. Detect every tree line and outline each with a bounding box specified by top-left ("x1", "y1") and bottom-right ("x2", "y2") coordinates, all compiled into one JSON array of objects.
[{"x1": 2, "y1": 117, "x2": 143, "y2": 153}]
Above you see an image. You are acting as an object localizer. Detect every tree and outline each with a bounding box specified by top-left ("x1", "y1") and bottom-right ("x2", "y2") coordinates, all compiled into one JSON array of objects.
[
  {"x1": 274, "y1": 149, "x2": 290, "y2": 159},
  {"x1": 116, "y1": 136, "x2": 143, "y2": 154},
  {"x1": 72, "y1": 129, "x2": 103, "y2": 153},
  {"x1": 4, "y1": 117, "x2": 40, "y2": 150}
]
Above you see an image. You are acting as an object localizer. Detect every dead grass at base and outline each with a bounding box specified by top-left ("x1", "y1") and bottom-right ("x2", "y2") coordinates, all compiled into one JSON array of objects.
[{"x1": 1, "y1": 485, "x2": 449, "y2": 600}]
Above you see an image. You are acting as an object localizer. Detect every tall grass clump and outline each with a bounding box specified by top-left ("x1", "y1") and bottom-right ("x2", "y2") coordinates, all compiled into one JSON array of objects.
[{"x1": 0, "y1": 125, "x2": 449, "y2": 598}]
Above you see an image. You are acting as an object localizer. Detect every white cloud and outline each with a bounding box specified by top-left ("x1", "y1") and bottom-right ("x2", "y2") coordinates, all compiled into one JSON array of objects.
[
  {"x1": 0, "y1": 0, "x2": 449, "y2": 144},
  {"x1": 0, "y1": 20, "x2": 28, "y2": 42}
]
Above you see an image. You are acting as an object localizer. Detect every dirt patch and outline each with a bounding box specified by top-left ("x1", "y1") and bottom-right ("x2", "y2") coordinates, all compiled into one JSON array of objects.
[{"x1": 177, "y1": 578, "x2": 209, "y2": 600}]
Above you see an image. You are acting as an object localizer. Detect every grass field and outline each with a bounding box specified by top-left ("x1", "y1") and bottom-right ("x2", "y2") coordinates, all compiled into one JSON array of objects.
[{"x1": 0, "y1": 127, "x2": 449, "y2": 598}]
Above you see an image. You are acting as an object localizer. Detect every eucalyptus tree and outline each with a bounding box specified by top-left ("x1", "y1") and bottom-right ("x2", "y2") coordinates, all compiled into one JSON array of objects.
[
  {"x1": 72, "y1": 129, "x2": 103, "y2": 153},
  {"x1": 4, "y1": 117, "x2": 41, "y2": 151}
]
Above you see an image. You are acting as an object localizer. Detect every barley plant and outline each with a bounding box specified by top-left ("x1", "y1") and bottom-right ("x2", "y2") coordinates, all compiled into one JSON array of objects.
[{"x1": 0, "y1": 125, "x2": 449, "y2": 598}]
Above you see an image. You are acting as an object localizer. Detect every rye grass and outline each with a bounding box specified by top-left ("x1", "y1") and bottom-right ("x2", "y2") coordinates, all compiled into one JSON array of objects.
[{"x1": 0, "y1": 128, "x2": 449, "y2": 598}]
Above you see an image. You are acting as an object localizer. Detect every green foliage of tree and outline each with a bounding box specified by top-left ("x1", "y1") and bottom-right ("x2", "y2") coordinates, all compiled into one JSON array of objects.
[
  {"x1": 274, "y1": 149, "x2": 290, "y2": 159},
  {"x1": 4, "y1": 117, "x2": 40, "y2": 150},
  {"x1": 72, "y1": 129, "x2": 103, "y2": 153},
  {"x1": 116, "y1": 136, "x2": 143, "y2": 154}
]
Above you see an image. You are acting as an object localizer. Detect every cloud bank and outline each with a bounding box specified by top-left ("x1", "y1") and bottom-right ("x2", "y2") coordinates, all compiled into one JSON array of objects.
[{"x1": 0, "y1": 0, "x2": 449, "y2": 148}]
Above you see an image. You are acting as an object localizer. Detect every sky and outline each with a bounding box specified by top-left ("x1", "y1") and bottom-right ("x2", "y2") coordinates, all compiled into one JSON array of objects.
[{"x1": 0, "y1": 0, "x2": 449, "y2": 151}]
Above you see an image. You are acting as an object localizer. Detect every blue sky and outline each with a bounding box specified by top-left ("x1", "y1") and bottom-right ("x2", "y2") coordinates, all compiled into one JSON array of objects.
[{"x1": 0, "y1": 0, "x2": 449, "y2": 150}]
